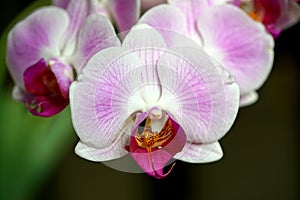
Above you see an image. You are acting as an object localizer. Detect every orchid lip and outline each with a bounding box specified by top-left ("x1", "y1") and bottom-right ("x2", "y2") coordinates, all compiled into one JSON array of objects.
[
  {"x1": 23, "y1": 58, "x2": 73, "y2": 117},
  {"x1": 126, "y1": 110, "x2": 186, "y2": 179}
]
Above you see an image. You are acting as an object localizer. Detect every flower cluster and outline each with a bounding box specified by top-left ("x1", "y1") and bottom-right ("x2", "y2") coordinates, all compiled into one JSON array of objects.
[{"x1": 6, "y1": 0, "x2": 300, "y2": 178}]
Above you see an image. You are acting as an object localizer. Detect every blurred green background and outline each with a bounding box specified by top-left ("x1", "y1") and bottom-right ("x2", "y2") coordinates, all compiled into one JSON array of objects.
[{"x1": 1, "y1": 1, "x2": 299, "y2": 200}]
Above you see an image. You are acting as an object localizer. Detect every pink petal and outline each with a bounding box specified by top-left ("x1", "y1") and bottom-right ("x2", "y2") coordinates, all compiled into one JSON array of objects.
[
  {"x1": 122, "y1": 25, "x2": 168, "y2": 100},
  {"x1": 139, "y1": 5, "x2": 199, "y2": 47},
  {"x1": 6, "y1": 7, "x2": 69, "y2": 90},
  {"x1": 168, "y1": 0, "x2": 210, "y2": 40},
  {"x1": 62, "y1": 0, "x2": 100, "y2": 49},
  {"x1": 174, "y1": 142, "x2": 223, "y2": 163},
  {"x1": 70, "y1": 47, "x2": 144, "y2": 150},
  {"x1": 157, "y1": 47, "x2": 240, "y2": 143},
  {"x1": 197, "y1": 5, "x2": 274, "y2": 104},
  {"x1": 72, "y1": 14, "x2": 121, "y2": 74},
  {"x1": 105, "y1": 0, "x2": 140, "y2": 32},
  {"x1": 50, "y1": 59, "x2": 73, "y2": 99},
  {"x1": 275, "y1": 0, "x2": 300, "y2": 32}
]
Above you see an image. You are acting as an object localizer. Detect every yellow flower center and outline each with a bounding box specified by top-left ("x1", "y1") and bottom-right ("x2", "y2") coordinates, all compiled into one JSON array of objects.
[{"x1": 135, "y1": 117, "x2": 174, "y2": 152}]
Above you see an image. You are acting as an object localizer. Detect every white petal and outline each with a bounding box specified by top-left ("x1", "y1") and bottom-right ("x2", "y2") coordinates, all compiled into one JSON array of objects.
[
  {"x1": 75, "y1": 136, "x2": 129, "y2": 161},
  {"x1": 239, "y1": 91, "x2": 259, "y2": 107},
  {"x1": 122, "y1": 24, "x2": 168, "y2": 103},
  {"x1": 70, "y1": 47, "x2": 144, "y2": 149},
  {"x1": 174, "y1": 142, "x2": 223, "y2": 163},
  {"x1": 157, "y1": 47, "x2": 240, "y2": 143}
]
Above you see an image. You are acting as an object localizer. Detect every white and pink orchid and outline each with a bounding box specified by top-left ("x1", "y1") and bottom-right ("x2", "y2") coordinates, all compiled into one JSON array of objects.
[
  {"x1": 138, "y1": 1, "x2": 275, "y2": 106},
  {"x1": 6, "y1": 0, "x2": 119, "y2": 116},
  {"x1": 70, "y1": 26, "x2": 240, "y2": 178}
]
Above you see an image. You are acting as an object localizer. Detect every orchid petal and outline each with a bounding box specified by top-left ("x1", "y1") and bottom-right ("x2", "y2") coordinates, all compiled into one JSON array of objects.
[
  {"x1": 6, "y1": 7, "x2": 69, "y2": 90},
  {"x1": 122, "y1": 24, "x2": 168, "y2": 102},
  {"x1": 62, "y1": 0, "x2": 99, "y2": 51},
  {"x1": 105, "y1": 0, "x2": 140, "y2": 32},
  {"x1": 141, "y1": 0, "x2": 167, "y2": 12},
  {"x1": 50, "y1": 59, "x2": 73, "y2": 99},
  {"x1": 174, "y1": 142, "x2": 223, "y2": 163},
  {"x1": 52, "y1": 0, "x2": 70, "y2": 8},
  {"x1": 197, "y1": 5, "x2": 274, "y2": 101},
  {"x1": 239, "y1": 91, "x2": 259, "y2": 107},
  {"x1": 72, "y1": 14, "x2": 121, "y2": 74},
  {"x1": 75, "y1": 131, "x2": 130, "y2": 161},
  {"x1": 157, "y1": 47, "x2": 239, "y2": 143},
  {"x1": 139, "y1": 5, "x2": 200, "y2": 47},
  {"x1": 70, "y1": 47, "x2": 144, "y2": 149},
  {"x1": 275, "y1": 0, "x2": 300, "y2": 31},
  {"x1": 168, "y1": 0, "x2": 209, "y2": 41}
]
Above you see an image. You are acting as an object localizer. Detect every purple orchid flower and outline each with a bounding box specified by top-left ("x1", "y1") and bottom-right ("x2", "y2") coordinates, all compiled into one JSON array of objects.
[
  {"x1": 236, "y1": 0, "x2": 300, "y2": 37},
  {"x1": 6, "y1": 0, "x2": 120, "y2": 116},
  {"x1": 138, "y1": 1, "x2": 275, "y2": 107},
  {"x1": 70, "y1": 25, "x2": 240, "y2": 178}
]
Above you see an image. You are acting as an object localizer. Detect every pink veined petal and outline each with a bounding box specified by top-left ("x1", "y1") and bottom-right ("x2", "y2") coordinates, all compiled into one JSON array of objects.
[
  {"x1": 122, "y1": 24, "x2": 168, "y2": 102},
  {"x1": 168, "y1": 0, "x2": 210, "y2": 41},
  {"x1": 157, "y1": 47, "x2": 240, "y2": 143},
  {"x1": 70, "y1": 47, "x2": 144, "y2": 149},
  {"x1": 105, "y1": 0, "x2": 141, "y2": 32},
  {"x1": 72, "y1": 14, "x2": 121, "y2": 74},
  {"x1": 197, "y1": 5, "x2": 274, "y2": 104},
  {"x1": 122, "y1": 24, "x2": 167, "y2": 66},
  {"x1": 62, "y1": 0, "x2": 99, "y2": 51},
  {"x1": 174, "y1": 142, "x2": 223, "y2": 163},
  {"x1": 6, "y1": 6, "x2": 69, "y2": 90},
  {"x1": 139, "y1": 5, "x2": 199, "y2": 47}
]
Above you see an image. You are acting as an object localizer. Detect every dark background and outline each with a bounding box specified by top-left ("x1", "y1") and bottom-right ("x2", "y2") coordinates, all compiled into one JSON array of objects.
[{"x1": 1, "y1": 1, "x2": 300, "y2": 200}]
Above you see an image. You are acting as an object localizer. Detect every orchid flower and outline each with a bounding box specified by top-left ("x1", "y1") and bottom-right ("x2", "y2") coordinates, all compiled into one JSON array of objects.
[
  {"x1": 139, "y1": 1, "x2": 274, "y2": 107},
  {"x1": 6, "y1": 0, "x2": 120, "y2": 116},
  {"x1": 236, "y1": 0, "x2": 300, "y2": 37},
  {"x1": 70, "y1": 25, "x2": 240, "y2": 178}
]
